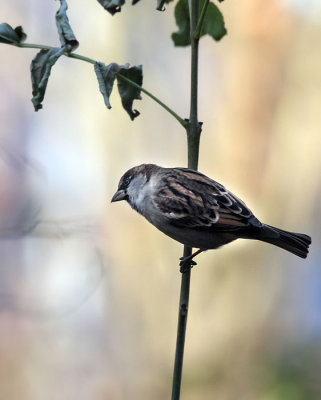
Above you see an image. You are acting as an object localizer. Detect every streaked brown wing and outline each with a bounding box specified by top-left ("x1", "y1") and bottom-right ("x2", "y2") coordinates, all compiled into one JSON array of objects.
[{"x1": 154, "y1": 168, "x2": 254, "y2": 231}]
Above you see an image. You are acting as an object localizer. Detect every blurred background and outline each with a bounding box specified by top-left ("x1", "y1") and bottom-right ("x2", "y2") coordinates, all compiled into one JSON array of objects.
[{"x1": 0, "y1": 0, "x2": 320, "y2": 399}]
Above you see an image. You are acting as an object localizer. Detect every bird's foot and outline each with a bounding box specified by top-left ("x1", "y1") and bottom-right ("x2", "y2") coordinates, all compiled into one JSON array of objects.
[{"x1": 179, "y1": 256, "x2": 197, "y2": 273}]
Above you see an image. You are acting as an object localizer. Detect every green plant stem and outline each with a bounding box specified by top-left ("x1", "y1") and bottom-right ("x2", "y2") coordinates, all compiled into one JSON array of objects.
[
  {"x1": 12, "y1": 42, "x2": 186, "y2": 127},
  {"x1": 171, "y1": 251, "x2": 191, "y2": 399},
  {"x1": 193, "y1": 0, "x2": 209, "y2": 40},
  {"x1": 171, "y1": 0, "x2": 201, "y2": 399}
]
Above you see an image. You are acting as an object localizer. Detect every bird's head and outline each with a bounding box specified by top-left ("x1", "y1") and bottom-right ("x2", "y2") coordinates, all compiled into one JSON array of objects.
[{"x1": 111, "y1": 164, "x2": 160, "y2": 209}]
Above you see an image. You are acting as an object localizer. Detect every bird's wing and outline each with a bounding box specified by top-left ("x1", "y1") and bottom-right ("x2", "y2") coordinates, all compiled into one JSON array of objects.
[{"x1": 153, "y1": 168, "x2": 256, "y2": 231}]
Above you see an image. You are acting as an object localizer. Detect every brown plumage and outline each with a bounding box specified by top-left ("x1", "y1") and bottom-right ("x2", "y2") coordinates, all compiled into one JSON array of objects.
[{"x1": 111, "y1": 164, "x2": 312, "y2": 269}]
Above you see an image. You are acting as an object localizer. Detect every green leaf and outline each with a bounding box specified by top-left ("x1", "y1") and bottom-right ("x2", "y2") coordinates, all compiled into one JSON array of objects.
[
  {"x1": 0, "y1": 23, "x2": 27, "y2": 44},
  {"x1": 94, "y1": 62, "x2": 118, "y2": 109},
  {"x1": 96, "y1": 0, "x2": 125, "y2": 15},
  {"x1": 117, "y1": 64, "x2": 143, "y2": 121},
  {"x1": 156, "y1": 0, "x2": 174, "y2": 11},
  {"x1": 201, "y1": 1, "x2": 227, "y2": 41},
  {"x1": 55, "y1": 0, "x2": 79, "y2": 51},
  {"x1": 171, "y1": 0, "x2": 190, "y2": 46},
  {"x1": 30, "y1": 48, "x2": 65, "y2": 111},
  {"x1": 172, "y1": 0, "x2": 226, "y2": 46}
]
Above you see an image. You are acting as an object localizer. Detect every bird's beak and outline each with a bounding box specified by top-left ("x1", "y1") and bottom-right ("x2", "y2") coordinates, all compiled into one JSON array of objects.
[{"x1": 111, "y1": 189, "x2": 127, "y2": 203}]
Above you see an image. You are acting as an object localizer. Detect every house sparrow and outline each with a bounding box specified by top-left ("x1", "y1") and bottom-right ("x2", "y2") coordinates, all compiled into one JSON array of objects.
[{"x1": 111, "y1": 164, "x2": 311, "y2": 271}]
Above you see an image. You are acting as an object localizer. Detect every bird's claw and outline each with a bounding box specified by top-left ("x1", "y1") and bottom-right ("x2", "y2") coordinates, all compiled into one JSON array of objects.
[{"x1": 179, "y1": 257, "x2": 197, "y2": 273}]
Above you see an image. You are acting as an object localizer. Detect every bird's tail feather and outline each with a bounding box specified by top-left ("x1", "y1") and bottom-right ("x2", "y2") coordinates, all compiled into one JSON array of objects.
[{"x1": 260, "y1": 224, "x2": 311, "y2": 259}]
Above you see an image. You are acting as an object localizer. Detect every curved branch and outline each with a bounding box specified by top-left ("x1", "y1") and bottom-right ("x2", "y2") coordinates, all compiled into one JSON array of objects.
[{"x1": 10, "y1": 42, "x2": 187, "y2": 127}]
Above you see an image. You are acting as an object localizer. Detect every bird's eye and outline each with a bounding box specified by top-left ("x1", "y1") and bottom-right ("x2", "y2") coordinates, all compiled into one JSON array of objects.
[{"x1": 123, "y1": 176, "x2": 132, "y2": 187}]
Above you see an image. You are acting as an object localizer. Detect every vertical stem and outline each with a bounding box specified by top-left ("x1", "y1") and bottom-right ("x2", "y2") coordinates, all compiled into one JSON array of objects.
[
  {"x1": 171, "y1": 262, "x2": 191, "y2": 399},
  {"x1": 187, "y1": 21, "x2": 202, "y2": 168},
  {"x1": 171, "y1": 0, "x2": 201, "y2": 399}
]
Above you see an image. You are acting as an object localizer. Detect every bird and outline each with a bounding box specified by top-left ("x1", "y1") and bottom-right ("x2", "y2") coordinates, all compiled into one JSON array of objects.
[{"x1": 111, "y1": 164, "x2": 311, "y2": 271}]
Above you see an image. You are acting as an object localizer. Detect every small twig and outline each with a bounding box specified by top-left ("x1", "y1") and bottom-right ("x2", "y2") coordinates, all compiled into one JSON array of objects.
[
  {"x1": 11, "y1": 42, "x2": 187, "y2": 127},
  {"x1": 117, "y1": 74, "x2": 187, "y2": 127}
]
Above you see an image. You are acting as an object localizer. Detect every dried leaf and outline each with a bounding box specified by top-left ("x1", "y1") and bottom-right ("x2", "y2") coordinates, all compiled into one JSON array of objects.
[
  {"x1": 94, "y1": 62, "x2": 143, "y2": 120},
  {"x1": 96, "y1": 0, "x2": 125, "y2": 15},
  {"x1": 30, "y1": 48, "x2": 65, "y2": 111},
  {"x1": 0, "y1": 23, "x2": 27, "y2": 44},
  {"x1": 94, "y1": 62, "x2": 119, "y2": 109},
  {"x1": 156, "y1": 0, "x2": 174, "y2": 11},
  {"x1": 117, "y1": 64, "x2": 143, "y2": 120},
  {"x1": 55, "y1": 0, "x2": 79, "y2": 51}
]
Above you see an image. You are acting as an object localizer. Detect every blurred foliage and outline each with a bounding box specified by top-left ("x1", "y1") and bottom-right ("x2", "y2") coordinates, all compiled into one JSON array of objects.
[
  {"x1": 0, "y1": 0, "x2": 320, "y2": 399},
  {"x1": 263, "y1": 342, "x2": 321, "y2": 400}
]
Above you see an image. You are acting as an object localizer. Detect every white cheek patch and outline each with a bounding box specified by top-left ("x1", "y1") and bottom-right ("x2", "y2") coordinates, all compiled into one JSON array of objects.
[
  {"x1": 135, "y1": 190, "x2": 146, "y2": 207},
  {"x1": 148, "y1": 175, "x2": 159, "y2": 191},
  {"x1": 127, "y1": 174, "x2": 149, "y2": 211}
]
